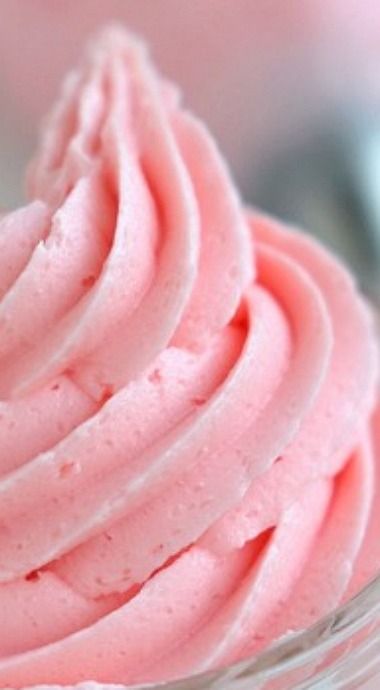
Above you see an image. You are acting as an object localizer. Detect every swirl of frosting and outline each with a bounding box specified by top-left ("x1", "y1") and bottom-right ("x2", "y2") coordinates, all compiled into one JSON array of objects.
[{"x1": 0, "y1": 27, "x2": 378, "y2": 689}]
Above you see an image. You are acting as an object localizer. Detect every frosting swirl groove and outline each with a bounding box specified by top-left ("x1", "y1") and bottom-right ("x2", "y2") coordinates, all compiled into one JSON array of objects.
[{"x1": 0, "y1": 28, "x2": 378, "y2": 688}]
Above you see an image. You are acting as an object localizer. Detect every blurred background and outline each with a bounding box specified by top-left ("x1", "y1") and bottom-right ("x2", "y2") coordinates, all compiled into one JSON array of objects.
[{"x1": 0, "y1": 0, "x2": 379, "y2": 296}]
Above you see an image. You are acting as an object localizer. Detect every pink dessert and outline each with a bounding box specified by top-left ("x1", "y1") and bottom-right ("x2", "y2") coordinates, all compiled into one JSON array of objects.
[{"x1": 0, "y1": 26, "x2": 378, "y2": 688}]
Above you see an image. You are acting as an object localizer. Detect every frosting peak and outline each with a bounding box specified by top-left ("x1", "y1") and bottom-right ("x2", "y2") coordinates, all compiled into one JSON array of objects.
[{"x1": 0, "y1": 27, "x2": 378, "y2": 689}]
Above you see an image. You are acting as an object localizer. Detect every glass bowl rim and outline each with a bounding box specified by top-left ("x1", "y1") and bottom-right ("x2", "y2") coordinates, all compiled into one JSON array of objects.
[{"x1": 121, "y1": 572, "x2": 380, "y2": 689}]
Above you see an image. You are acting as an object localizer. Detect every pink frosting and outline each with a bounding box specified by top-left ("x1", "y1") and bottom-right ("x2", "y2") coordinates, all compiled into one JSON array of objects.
[{"x1": 0, "y1": 27, "x2": 378, "y2": 688}]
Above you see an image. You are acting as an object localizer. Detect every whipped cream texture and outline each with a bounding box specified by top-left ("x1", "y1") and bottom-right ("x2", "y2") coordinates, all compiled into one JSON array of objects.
[{"x1": 0, "y1": 28, "x2": 378, "y2": 688}]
